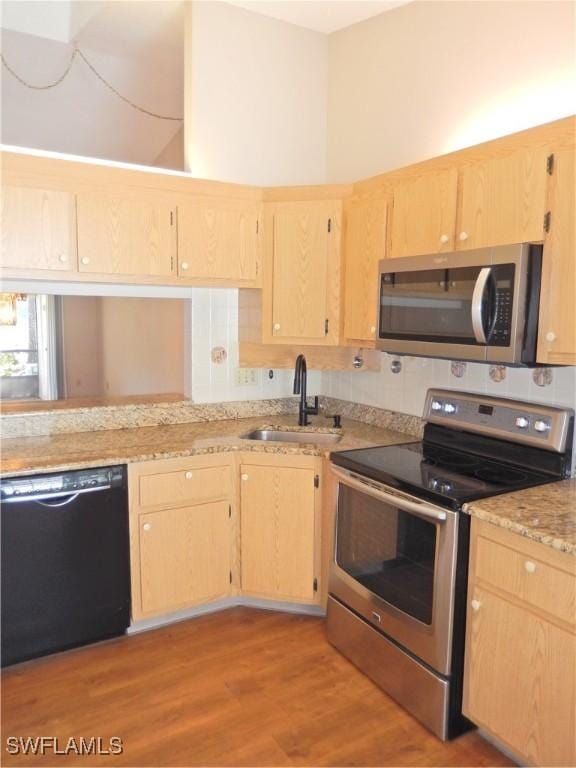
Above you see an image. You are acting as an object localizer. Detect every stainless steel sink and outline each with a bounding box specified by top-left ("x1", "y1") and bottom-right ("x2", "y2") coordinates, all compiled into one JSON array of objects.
[{"x1": 242, "y1": 429, "x2": 342, "y2": 445}]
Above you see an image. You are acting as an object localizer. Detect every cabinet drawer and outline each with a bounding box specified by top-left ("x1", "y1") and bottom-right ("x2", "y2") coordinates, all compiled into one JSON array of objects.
[
  {"x1": 475, "y1": 534, "x2": 576, "y2": 628},
  {"x1": 139, "y1": 464, "x2": 231, "y2": 509}
]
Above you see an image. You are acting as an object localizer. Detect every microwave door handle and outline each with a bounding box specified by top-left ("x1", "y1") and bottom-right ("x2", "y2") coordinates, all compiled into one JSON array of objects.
[
  {"x1": 471, "y1": 267, "x2": 493, "y2": 344},
  {"x1": 331, "y1": 466, "x2": 447, "y2": 523}
]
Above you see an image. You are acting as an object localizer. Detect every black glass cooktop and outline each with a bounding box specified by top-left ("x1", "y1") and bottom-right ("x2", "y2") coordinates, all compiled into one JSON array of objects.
[{"x1": 331, "y1": 440, "x2": 555, "y2": 509}]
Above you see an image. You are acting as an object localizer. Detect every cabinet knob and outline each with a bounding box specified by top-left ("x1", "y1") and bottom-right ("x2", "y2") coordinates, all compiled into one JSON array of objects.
[
  {"x1": 471, "y1": 599, "x2": 481, "y2": 612},
  {"x1": 81, "y1": 256, "x2": 90, "y2": 265},
  {"x1": 143, "y1": 522, "x2": 152, "y2": 532},
  {"x1": 181, "y1": 261, "x2": 189, "y2": 270},
  {"x1": 58, "y1": 254, "x2": 68, "y2": 263},
  {"x1": 185, "y1": 471, "x2": 193, "y2": 480},
  {"x1": 439, "y1": 234, "x2": 449, "y2": 244},
  {"x1": 524, "y1": 560, "x2": 537, "y2": 574},
  {"x1": 370, "y1": 326, "x2": 376, "y2": 334},
  {"x1": 546, "y1": 331, "x2": 556, "y2": 342},
  {"x1": 459, "y1": 231, "x2": 469, "y2": 242},
  {"x1": 273, "y1": 323, "x2": 281, "y2": 331},
  {"x1": 241, "y1": 473, "x2": 249, "y2": 481}
]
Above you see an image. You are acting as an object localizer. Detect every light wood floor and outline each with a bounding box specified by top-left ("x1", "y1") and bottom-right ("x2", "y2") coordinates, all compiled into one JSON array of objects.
[{"x1": 1, "y1": 608, "x2": 513, "y2": 767}]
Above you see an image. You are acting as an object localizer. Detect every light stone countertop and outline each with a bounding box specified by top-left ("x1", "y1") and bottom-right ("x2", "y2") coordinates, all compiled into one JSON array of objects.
[
  {"x1": 0, "y1": 414, "x2": 416, "y2": 478},
  {"x1": 464, "y1": 479, "x2": 576, "y2": 557}
]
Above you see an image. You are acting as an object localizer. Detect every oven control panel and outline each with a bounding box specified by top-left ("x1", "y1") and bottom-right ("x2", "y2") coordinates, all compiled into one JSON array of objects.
[{"x1": 424, "y1": 389, "x2": 573, "y2": 453}]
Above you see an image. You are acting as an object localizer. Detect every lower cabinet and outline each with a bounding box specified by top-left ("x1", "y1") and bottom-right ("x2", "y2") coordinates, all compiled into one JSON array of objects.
[
  {"x1": 128, "y1": 451, "x2": 324, "y2": 621},
  {"x1": 463, "y1": 518, "x2": 576, "y2": 767},
  {"x1": 239, "y1": 454, "x2": 322, "y2": 604},
  {"x1": 129, "y1": 454, "x2": 236, "y2": 621}
]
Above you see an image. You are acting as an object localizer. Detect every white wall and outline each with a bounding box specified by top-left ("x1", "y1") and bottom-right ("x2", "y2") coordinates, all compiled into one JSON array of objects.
[
  {"x1": 185, "y1": 0, "x2": 327, "y2": 185},
  {"x1": 327, "y1": 0, "x2": 576, "y2": 182}
]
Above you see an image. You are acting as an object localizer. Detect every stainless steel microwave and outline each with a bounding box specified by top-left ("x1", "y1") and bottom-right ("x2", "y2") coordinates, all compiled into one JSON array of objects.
[{"x1": 376, "y1": 243, "x2": 542, "y2": 365}]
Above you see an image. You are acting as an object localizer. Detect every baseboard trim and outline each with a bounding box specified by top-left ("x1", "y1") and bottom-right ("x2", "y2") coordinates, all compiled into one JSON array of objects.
[{"x1": 128, "y1": 597, "x2": 325, "y2": 634}]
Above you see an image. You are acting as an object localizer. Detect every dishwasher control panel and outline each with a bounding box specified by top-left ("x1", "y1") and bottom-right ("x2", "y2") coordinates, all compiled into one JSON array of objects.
[{"x1": 1, "y1": 466, "x2": 125, "y2": 501}]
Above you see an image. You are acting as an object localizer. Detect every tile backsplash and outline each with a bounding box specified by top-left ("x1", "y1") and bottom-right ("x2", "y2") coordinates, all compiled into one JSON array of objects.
[
  {"x1": 189, "y1": 288, "x2": 320, "y2": 403},
  {"x1": 321, "y1": 355, "x2": 576, "y2": 417}
]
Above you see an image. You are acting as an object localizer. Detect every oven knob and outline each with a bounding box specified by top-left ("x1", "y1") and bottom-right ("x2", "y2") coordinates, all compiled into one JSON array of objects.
[
  {"x1": 534, "y1": 419, "x2": 551, "y2": 433},
  {"x1": 515, "y1": 416, "x2": 529, "y2": 429},
  {"x1": 431, "y1": 400, "x2": 443, "y2": 411},
  {"x1": 443, "y1": 403, "x2": 457, "y2": 414}
]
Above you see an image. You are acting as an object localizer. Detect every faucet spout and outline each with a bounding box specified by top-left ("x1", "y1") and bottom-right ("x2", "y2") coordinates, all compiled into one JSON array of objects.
[{"x1": 293, "y1": 354, "x2": 318, "y2": 426}]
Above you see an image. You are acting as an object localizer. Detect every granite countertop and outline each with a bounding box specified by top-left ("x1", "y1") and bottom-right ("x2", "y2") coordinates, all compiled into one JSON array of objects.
[
  {"x1": 0, "y1": 414, "x2": 416, "y2": 478},
  {"x1": 464, "y1": 479, "x2": 576, "y2": 557}
]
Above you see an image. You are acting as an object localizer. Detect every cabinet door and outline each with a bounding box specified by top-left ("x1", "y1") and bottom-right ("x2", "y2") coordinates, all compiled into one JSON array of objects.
[
  {"x1": 464, "y1": 586, "x2": 576, "y2": 767},
  {"x1": 343, "y1": 197, "x2": 387, "y2": 343},
  {"x1": 240, "y1": 464, "x2": 316, "y2": 602},
  {"x1": 139, "y1": 500, "x2": 231, "y2": 615},
  {"x1": 1, "y1": 185, "x2": 77, "y2": 271},
  {"x1": 264, "y1": 200, "x2": 342, "y2": 345},
  {"x1": 178, "y1": 199, "x2": 260, "y2": 282},
  {"x1": 389, "y1": 169, "x2": 458, "y2": 258},
  {"x1": 77, "y1": 192, "x2": 176, "y2": 276},
  {"x1": 457, "y1": 146, "x2": 549, "y2": 250},
  {"x1": 537, "y1": 147, "x2": 576, "y2": 364}
]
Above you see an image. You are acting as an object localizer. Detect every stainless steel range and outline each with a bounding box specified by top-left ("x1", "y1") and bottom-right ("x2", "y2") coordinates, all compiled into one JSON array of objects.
[{"x1": 327, "y1": 390, "x2": 573, "y2": 740}]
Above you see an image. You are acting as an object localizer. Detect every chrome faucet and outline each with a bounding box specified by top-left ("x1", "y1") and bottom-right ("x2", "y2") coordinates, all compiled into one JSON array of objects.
[{"x1": 293, "y1": 354, "x2": 319, "y2": 426}]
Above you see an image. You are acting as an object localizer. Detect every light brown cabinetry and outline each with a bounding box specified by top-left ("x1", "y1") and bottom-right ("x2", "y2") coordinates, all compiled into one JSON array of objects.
[
  {"x1": 262, "y1": 200, "x2": 342, "y2": 345},
  {"x1": 128, "y1": 455, "x2": 236, "y2": 621},
  {"x1": 240, "y1": 454, "x2": 322, "y2": 604},
  {"x1": 76, "y1": 191, "x2": 176, "y2": 277},
  {"x1": 342, "y1": 196, "x2": 388, "y2": 343},
  {"x1": 537, "y1": 147, "x2": 576, "y2": 364},
  {"x1": 1, "y1": 185, "x2": 77, "y2": 271},
  {"x1": 389, "y1": 169, "x2": 458, "y2": 258},
  {"x1": 389, "y1": 146, "x2": 550, "y2": 258},
  {"x1": 178, "y1": 199, "x2": 261, "y2": 283},
  {"x1": 464, "y1": 518, "x2": 576, "y2": 767},
  {"x1": 456, "y1": 146, "x2": 549, "y2": 250}
]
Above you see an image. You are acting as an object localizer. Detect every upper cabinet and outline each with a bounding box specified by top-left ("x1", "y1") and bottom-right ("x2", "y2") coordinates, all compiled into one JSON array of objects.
[
  {"x1": 76, "y1": 192, "x2": 176, "y2": 277},
  {"x1": 389, "y1": 146, "x2": 550, "y2": 258},
  {"x1": 389, "y1": 168, "x2": 458, "y2": 258},
  {"x1": 178, "y1": 199, "x2": 261, "y2": 283},
  {"x1": 537, "y1": 147, "x2": 576, "y2": 365},
  {"x1": 1, "y1": 185, "x2": 77, "y2": 271},
  {"x1": 342, "y1": 196, "x2": 388, "y2": 343},
  {"x1": 456, "y1": 146, "x2": 549, "y2": 250},
  {"x1": 262, "y1": 200, "x2": 342, "y2": 345}
]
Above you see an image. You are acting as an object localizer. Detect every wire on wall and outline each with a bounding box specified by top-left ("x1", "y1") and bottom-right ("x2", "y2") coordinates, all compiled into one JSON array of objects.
[{"x1": 1, "y1": 46, "x2": 183, "y2": 122}]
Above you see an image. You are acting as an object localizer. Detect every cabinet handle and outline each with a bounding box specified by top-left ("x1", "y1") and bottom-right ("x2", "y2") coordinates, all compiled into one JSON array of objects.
[
  {"x1": 241, "y1": 473, "x2": 249, "y2": 481},
  {"x1": 81, "y1": 256, "x2": 90, "y2": 265},
  {"x1": 459, "y1": 231, "x2": 469, "y2": 242},
  {"x1": 546, "y1": 331, "x2": 556, "y2": 342},
  {"x1": 58, "y1": 254, "x2": 68, "y2": 263},
  {"x1": 143, "y1": 522, "x2": 152, "y2": 532},
  {"x1": 439, "y1": 234, "x2": 449, "y2": 244},
  {"x1": 524, "y1": 560, "x2": 537, "y2": 574},
  {"x1": 181, "y1": 261, "x2": 189, "y2": 270},
  {"x1": 185, "y1": 471, "x2": 193, "y2": 480},
  {"x1": 471, "y1": 599, "x2": 481, "y2": 612},
  {"x1": 273, "y1": 323, "x2": 281, "y2": 331},
  {"x1": 370, "y1": 326, "x2": 376, "y2": 334}
]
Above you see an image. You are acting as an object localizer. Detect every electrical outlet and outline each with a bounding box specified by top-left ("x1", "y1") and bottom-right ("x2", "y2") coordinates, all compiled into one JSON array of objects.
[{"x1": 235, "y1": 368, "x2": 259, "y2": 387}]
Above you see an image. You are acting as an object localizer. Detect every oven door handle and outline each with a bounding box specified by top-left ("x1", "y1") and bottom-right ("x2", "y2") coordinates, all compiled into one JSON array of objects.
[{"x1": 331, "y1": 466, "x2": 447, "y2": 523}]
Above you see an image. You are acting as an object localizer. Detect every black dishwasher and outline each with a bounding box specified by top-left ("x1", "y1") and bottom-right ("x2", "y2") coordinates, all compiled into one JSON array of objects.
[{"x1": 1, "y1": 465, "x2": 131, "y2": 667}]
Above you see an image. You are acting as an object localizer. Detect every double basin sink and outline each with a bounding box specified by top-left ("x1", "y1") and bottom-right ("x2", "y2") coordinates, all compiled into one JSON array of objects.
[{"x1": 243, "y1": 429, "x2": 342, "y2": 445}]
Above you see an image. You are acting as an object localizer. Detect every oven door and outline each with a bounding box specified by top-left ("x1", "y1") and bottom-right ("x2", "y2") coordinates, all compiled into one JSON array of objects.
[
  {"x1": 376, "y1": 244, "x2": 532, "y2": 363},
  {"x1": 329, "y1": 465, "x2": 459, "y2": 676}
]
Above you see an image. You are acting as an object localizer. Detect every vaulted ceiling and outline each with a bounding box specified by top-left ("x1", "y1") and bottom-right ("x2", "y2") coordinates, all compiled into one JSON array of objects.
[{"x1": 1, "y1": 0, "x2": 185, "y2": 166}]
